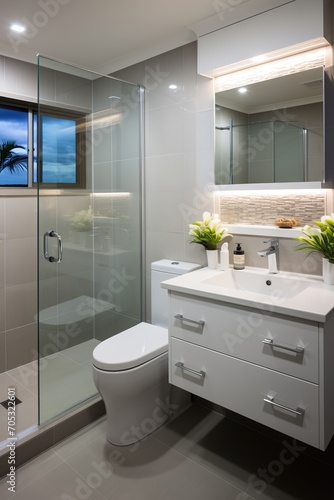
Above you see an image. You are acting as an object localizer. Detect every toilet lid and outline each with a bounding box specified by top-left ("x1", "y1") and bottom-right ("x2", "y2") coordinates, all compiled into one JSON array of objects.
[{"x1": 92, "y1": 322, "x2": 168, "y2": 371}]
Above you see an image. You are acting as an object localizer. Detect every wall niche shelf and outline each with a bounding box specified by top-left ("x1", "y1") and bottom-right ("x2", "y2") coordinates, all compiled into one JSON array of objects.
[
  {"x1": 224, "y1": 224, "x2": 302, "y2": 238},
  {"x1": 208, "y1": 182, "x2": 333, "y2": 192}
]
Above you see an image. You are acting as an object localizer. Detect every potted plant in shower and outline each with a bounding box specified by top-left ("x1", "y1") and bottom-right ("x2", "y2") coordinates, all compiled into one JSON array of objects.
[
  {"x1": 73, "y1": 206, "x2": 93, "y2": 231},
  {"x1": 295, "y1": 215, "x2": 334, "y2": 284},
  {"x1": 72, "y1": 206, "x2": 93, "y2": 246},
  {"x1": 189, "y1": 211, "x2": 232, "y2": 269}
]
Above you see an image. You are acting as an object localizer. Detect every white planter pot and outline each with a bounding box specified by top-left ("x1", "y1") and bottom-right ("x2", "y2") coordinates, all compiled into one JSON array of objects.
[
  {"x1": 323, "y1": 258, "x2": 334, "y2": 285},
  {"x1": 206, "y1": 249, "x2": 218, "y2": 269}
]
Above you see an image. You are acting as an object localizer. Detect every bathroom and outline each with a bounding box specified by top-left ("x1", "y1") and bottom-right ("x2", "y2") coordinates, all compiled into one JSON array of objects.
[{"x1": 1, "y1": 0, "x2": 334, "y2": 497}]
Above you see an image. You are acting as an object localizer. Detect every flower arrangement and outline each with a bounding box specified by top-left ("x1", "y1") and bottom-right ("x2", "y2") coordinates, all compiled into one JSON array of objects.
[
  {"x1": 295, "y1": 216, "x2": 334, "y2": 263},
  {"x1": 189, "y1": 212, "x2": 232, "y2": 250},
  {"x1": 73, "y1": 206, "x2": 93, "y2": 231}
]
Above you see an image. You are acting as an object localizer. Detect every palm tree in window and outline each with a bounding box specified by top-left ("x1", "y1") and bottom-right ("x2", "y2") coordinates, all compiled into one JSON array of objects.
[{"x1": 0, "y1": 140, "x2": 28, "y2": 174}]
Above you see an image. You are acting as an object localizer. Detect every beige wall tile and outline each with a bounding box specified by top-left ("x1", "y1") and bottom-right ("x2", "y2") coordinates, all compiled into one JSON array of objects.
[
  {"x1": 6, "y1": 322, "x2": 37, "y2": 371},
  {"x1": 5, "y1": 197, "x2": 37, "y2": 240},
  {"x1": 6, "y1": 282, "x2": 37, "y2": 331},
  {"x1": 5, "y1": 237, "x2": 37, "y2": 287},
  {"x1": 0, "y1": 288, "x2": 5, "y2": 334},
  {"x1": 0, "y1": 241, "x2": 4, "y2": 290},
  {"x1": 0, "y1": 331, "x2": 5, "y2": 373}
]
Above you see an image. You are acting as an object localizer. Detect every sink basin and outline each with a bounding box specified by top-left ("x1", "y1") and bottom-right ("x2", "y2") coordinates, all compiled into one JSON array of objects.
[{"x1": 203, "y1": 268, "x2": 312, "y2": 300}]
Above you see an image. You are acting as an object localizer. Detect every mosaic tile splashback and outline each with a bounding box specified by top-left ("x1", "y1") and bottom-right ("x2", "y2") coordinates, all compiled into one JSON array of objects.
[{"x1": 218, "y1": 192, "x2": 327, "y2": 226}]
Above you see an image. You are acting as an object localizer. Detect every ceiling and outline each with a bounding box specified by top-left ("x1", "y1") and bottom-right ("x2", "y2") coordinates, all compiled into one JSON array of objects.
[{"x1": 0, "y1": 0, "x2": 218, "y2": 74}]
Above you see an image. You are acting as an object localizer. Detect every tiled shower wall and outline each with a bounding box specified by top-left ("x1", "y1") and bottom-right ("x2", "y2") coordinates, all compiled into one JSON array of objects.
[
  {"x1": 218, "y1": 191, "x2": 330, "y2": 226},
  {"x1": 0, "y1": 195, "x2": 38, "y2": 373}
]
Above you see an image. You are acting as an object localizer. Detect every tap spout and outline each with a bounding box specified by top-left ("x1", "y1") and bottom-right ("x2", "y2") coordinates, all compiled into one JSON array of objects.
[
  {"x1": 257, "y1": 239, "x2": 279, "y2": 257},
  {"x1": 257, "y1": 239, "x2": 279, "y2": 273}
]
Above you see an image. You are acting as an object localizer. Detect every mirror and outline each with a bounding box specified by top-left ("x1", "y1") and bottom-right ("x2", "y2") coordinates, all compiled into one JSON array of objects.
[{"x1": 215, "y1": 67, "x2": 323, "y2": 185}]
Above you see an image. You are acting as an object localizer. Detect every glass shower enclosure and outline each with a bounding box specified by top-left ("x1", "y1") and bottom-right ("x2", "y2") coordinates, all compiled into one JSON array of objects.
[
  {"x1": 215, "y1": 117, "x2": 307, "y2": 184},
  {"x1": 37, "y1": 56, "x2": 144, "y2": 424}
]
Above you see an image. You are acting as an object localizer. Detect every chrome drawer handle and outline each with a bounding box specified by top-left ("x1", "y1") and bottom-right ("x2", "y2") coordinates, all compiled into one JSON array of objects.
[
  {"x1": 264, "y1": 395, "x2": 304, "y2": 416},
  {"x1": 262, "y1": 338, "x2": 304, "y2": 355},
  {"x1": 174, "y1": 314, "x2": 205, "y2": 327},
  {"x1": 175, "y1": 361, "x2": 206, "y2": 378}
]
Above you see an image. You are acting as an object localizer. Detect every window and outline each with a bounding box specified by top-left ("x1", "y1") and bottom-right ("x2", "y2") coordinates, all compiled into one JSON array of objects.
[
  {"x1": 0, "y1": 106, "x2": 29, "y2": 186},
  {"x1": 35, "y1": 109, "x2": 86, "y2": 188},
  {"x1": 0, "y1": 99, "x2": 86, "y2": 188}
]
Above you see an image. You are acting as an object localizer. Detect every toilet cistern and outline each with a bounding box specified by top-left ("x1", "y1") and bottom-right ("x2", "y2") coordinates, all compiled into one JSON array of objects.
[{"x1": 257, "y1": 239, "x2": 279, "y2": 274}]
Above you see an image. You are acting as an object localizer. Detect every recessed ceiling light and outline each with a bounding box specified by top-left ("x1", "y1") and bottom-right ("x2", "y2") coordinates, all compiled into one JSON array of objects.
[
  {"x1": 10, "y1": 23, "x2": 26, "y2": 33},
  {"x1": 238, "y1": 87, "x2": 247, "y2": 94},
  {"x1": 169, "y1": 84, "x2": 178, "y2": 90}
]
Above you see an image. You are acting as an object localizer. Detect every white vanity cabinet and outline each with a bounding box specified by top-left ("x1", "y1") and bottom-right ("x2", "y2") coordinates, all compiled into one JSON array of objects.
[{"x1": 167, "y1": 290, "x2": 334, "y2": 450}]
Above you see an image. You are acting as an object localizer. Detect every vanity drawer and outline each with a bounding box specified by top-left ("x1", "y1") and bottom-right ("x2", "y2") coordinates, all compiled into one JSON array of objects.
[
  {"x1": 169, "y1": 293, "x2": 319, "y2": 383},
  {"x1": 170, "y1": 338, "x2": 319, "y2": 448}
]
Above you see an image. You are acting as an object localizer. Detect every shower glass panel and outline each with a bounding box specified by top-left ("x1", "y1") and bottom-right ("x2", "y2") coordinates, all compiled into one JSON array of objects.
[
  {"x1": 273, "y1": 122, "x2": 305, "y2": 182},
  {"x1": 37, "y1": 56, "x2": 143, "y2": 424},
  {"x1": 215, "y1": 119, "x2": 306, "y2": 183}
]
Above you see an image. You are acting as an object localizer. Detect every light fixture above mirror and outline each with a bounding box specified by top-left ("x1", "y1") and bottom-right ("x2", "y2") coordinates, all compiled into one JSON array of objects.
[{"x1": 214, "y1": 44, "x2": 330, "y2": 93}]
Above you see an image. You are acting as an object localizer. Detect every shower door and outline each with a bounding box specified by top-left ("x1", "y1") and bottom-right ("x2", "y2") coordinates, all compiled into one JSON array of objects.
[{"x1": 37, "y1": 56, "x2": 144, "y2": 424}]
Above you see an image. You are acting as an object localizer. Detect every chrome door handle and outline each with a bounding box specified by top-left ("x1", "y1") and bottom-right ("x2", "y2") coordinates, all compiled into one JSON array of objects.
[
  {"x1": 264, "y1": 395, "x2": 304, "y2": 416},
  {"x1": 175, "y1": 361, "x2": 206, "y2": 378},
  {"x1": 43, "y1": 230, "x2": 63, "y2": 263},
  {"x1": 174, "y1": 314, "x2": 205, "y2": 327},
  {"x1": 262, "y1": 338, "x2": 304, "y2": 355}
]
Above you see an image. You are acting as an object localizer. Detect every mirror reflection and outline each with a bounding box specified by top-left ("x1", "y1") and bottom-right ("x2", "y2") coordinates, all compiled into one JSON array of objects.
[{"x1": 215, "y1": 67, "x2": 323, "y2": 185}]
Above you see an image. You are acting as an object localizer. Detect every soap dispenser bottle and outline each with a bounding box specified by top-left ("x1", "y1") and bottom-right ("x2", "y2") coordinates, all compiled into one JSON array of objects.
[
  {"x1": 233, "y1": 243, "x2": 245, "y2": 270},
  {"x1": 220, "y1": 242, "x2": 229, "y2": 271}
]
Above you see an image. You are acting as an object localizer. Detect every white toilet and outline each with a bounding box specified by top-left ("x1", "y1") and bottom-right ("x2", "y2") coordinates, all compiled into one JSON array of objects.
[{"x1": 92, "y1": 259, "x2": 200, "y2": 446}]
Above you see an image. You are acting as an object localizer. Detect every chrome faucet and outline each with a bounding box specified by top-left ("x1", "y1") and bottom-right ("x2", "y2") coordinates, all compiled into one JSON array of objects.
[{"x1": 257, "y1": 239, "x2": 279, "y2": 274}]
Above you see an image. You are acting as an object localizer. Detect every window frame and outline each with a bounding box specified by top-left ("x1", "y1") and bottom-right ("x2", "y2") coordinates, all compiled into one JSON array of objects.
[
  {"x1": 36, "y1": 105, "x2": 86, "y2": 189},
  {"x1": 0, "y1": 97, "x2": 86, "y2": 189},
  {"x1": 0, "y1": 100, "x2": 30, "y2": 187}
]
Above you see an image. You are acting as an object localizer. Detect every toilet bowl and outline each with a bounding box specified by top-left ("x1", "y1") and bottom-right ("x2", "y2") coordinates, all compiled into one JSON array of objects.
[{"x1": 92, "y1": 260, "x2": 200, "y2": 446}]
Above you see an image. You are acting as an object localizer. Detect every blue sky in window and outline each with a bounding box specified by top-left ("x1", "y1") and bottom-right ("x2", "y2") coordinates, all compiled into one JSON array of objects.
[
  {"x1": 42, "y1": 116, "x2": 76, "y2": 183},
  {"x1": 0, "y1": 107, "x2": 28, "y2": 185}
]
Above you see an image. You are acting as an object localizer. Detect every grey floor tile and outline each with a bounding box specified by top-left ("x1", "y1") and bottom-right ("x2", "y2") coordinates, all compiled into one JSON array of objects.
[
  {"x1": 53, "y1": 416, "x2": 107, "y2": 460},
  {"x1": 64, "y1": 431, "x2": 244, "y2": 500},
  {"x1": 0, "y1": 451, "x2": 73, "y2": 500},
  {"x1": 0, "y1": 450, "x2": 64, "y2": 500},
  {"x1": 1, "y1": 402, "x2": 333, "y2": 500},
  {"x1": 7, "y1": 361, "x2": 38, "y2": 397},
  {"x1": 39, "y1": 353, "x2": 97, "y2": 422},
  {"x1": 153, "y1": 404, "x2": 280, "y2": 492}
]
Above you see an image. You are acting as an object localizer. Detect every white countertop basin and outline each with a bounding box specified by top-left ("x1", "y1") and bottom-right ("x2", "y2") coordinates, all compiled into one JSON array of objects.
[
  {"x1": 202, "y1": 268, "x2": 311, "y2": 299},
  {"x1": 162, "y1": 266, "x2": 334, "y2": 322}
]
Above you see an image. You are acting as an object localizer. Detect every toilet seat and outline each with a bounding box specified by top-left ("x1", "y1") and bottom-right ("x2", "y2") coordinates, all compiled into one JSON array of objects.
[{"x1": 92, "y1": 322, "x2": 168, "y2": 371}]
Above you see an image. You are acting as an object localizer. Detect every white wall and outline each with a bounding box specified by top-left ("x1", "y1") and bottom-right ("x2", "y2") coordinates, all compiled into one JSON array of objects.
[{"x1": 112, "y1": 42, "x2": 215, "y2": 320}]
